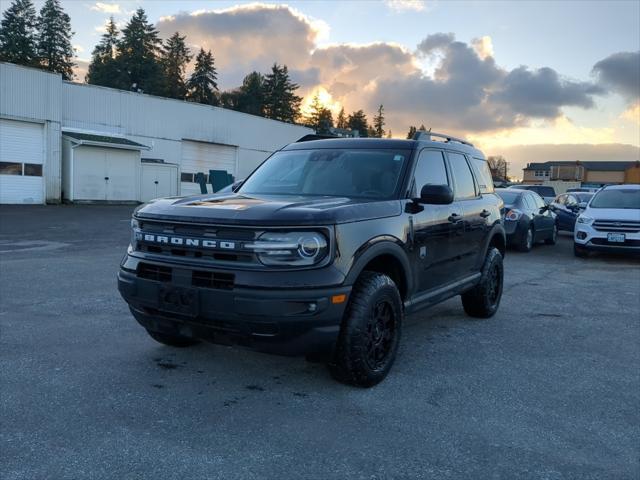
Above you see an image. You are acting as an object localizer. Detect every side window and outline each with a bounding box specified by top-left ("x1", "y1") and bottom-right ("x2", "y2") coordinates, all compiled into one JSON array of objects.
[
  {"x1": 413, "y1": 150, "x2": 448, "y2": 194},
  {"x1": 557, "y1": 194, "x2": 566, "y2": 205},
  {"x1": 447, "y1": 152, "x2": 477, "y2": 200},
  {"x1": 566, "y1": 195, "x2": 577, "y2": 206},
  {"x1": 523, "y1": 194, "x2": 535, "y2": 211},
  {"x1": 471, "y1": 157, "x2": 494, "y2": 193},
  {"x1": 532, "y1": 194, "x2": 545, "y2": 209}
]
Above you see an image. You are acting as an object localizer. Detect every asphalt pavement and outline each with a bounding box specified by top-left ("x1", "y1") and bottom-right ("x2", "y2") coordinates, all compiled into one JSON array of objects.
[{"x1": 1, "y1": 205, "x2": 639, "y2": 479}]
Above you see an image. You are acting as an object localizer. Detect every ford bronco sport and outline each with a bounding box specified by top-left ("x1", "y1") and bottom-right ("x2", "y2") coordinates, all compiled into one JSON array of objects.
[{"x1": 118, "y1": 132, "x2": 506, "y2": 387}]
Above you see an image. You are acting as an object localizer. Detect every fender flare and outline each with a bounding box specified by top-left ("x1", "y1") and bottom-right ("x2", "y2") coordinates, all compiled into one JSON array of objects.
[
  {"x1": 482, "y1": 222, "x2": 507, "y2": 258},
  {"x1": 343, "y1": 237, "x2": 413, "y2": 295}
]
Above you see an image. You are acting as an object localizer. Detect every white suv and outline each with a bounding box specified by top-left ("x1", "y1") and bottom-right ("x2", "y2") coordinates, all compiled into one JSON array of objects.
[{"x1": 574, "y1": 184, "x2": 640, "y2": 257}]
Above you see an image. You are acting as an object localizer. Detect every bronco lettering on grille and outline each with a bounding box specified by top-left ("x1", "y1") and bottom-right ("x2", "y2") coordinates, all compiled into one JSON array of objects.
[{"x1": 140, "y1": 233, "x2": 236, "y2": 250}]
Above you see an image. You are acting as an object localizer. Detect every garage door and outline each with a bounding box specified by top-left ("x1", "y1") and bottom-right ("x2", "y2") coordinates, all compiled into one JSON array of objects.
[
  {"x1": 140, "y1": 163, "x2": 178, "y2": 202},
  {"x1": 73, "y1": 146, "x2": 138, "y2": 201},
  {"x1": 0, "y1": 118, "x2": 44, "y2": 204},
  {"x1": 181, "y1": 140, "x2": 237, "y2": 196}
]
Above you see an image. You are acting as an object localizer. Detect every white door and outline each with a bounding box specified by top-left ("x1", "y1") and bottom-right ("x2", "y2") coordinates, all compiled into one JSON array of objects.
[
  {"x1": 140, "y1": 163, "x2": 178, "y2": 202},
  {"x1": 0, "y1": 118, "x2": 44, "y2": 204},
  {"x1": 73, "y1": 146, "x2": 138, "y2": 201},
  {"x1": 181, "y1": 140, "x2": 237, "y2": 196}
]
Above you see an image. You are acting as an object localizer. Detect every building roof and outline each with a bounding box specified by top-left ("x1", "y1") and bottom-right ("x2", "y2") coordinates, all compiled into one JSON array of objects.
[
  {"x1": 524, "y1": 161, "x2": 639, "y2": 172},
  {"x1": 63, "y1": 131, "x2": 150, "y2": 150}
]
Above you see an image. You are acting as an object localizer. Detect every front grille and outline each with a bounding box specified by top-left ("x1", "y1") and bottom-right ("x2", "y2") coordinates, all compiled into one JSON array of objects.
[
  {"x1": 138, "y1": 263, "x2": 172, "y2": 282},
  {"x1": 191, "y1": 270, "x2": 235, "y2": 290},
  {"x1": 591, "y1": 238, "x2": 640, "y2": 247},
  {"x1": 593, "y1": 220, "x2": 640, "y2": 234}
]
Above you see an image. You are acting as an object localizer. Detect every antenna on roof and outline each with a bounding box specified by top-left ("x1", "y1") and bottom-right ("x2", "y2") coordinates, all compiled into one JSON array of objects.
[{"x1": 412, "y1": 130, "x2": 474, "y2": 147}]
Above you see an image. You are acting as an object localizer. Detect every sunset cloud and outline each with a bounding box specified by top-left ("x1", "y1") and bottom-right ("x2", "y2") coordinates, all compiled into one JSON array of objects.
[{"x1": 90, "y1": 2, "x2": 121, "y2": 14}]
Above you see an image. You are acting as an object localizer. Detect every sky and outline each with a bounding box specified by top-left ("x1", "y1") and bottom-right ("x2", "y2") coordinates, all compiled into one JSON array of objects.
[{"x1": 4, "y1": 0, "x2": 639, "y2": 177}]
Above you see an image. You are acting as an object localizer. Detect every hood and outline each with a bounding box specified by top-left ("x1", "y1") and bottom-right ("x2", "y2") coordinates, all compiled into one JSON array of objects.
[
  {"x1": 135, "y1": 193, "x2": 403, "y2": 226},
  {"x1": 584, "y1": 207, "x2": 640, "y2": 222}
]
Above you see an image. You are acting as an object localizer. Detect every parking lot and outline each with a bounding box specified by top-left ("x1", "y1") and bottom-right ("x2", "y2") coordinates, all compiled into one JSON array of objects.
[{"x1": 1, "y1": 205, "x2": 639, "y2": 479}]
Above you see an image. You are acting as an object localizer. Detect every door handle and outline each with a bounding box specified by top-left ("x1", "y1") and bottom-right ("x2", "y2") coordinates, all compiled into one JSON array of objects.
[
  {"x1": 448, "y1": 213, "x2": 462, "y2": 223},
  {"x1": 104, "y1": 177, "x2": 109, "y2": 181},
  {"x1": 154, "y1": 181, "x2": 158, "y2": 185},
  {"x1": 480, "y1": 209, "x2": 491, "y2": 218}
]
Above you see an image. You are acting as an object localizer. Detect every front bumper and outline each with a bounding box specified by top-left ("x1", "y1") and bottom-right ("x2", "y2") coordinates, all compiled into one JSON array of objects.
[
  {"x1": 574, "y1": 224, "x2": 640, "y2": 254},
  {"x1": 118, "y1": 265, "x2": 350, "y2": 356}
]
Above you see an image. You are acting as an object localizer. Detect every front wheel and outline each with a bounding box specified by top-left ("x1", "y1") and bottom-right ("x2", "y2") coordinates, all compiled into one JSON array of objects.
[
  {"x1": 329, "y1": 272, "x2": 403, "y2": 387},
  {"x1": 461, "y1": 247, "x2": 504, "y2": 318},
  {"x1": 518, "y1": 225, "x2": 534, "y2": 252}
]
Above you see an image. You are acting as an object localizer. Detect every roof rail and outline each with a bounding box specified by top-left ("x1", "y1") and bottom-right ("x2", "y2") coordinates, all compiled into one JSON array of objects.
[
  {"x1": 413, "y1": 130, "x2": 474, "y2": 147},
  {"x1": 295, "y1": 134, "x2": 337, "y2": 143}
]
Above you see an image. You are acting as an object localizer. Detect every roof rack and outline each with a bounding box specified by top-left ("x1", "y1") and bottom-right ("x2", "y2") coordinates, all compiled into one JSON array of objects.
[
  {"x1": 295, "y1": 134, "x2": 338, "y2": 142},
  {"x1": 413, "y1": 130, "x2": 474, "y2": 147}
]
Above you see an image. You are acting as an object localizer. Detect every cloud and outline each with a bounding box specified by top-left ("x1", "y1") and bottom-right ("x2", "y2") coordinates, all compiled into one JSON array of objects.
[
  {"x1": 592, "y1": 51, "x2": 640, "y2": 101},
  {"x1": 90, "y1": 2, "x2": 121, "y2": 14},
  {"x1": 152, "y1": 5, "x2": 608, "y2": 136},
  {"x1": 385, "y1": 0, "x2": 428, "y2": 12}
]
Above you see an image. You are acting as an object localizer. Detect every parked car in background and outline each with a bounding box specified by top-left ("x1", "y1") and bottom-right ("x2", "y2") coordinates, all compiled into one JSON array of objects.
[
  {"x1": 566, "y1": 187, "x2": 600, "y2": 193},
  {"x1": 508, "y1": 184, "x2": 557, "y2": 204},
  {"x1": 551, "y1": 192, "x2": 595, "y2": 231},
  {"x1": 574, "y1": 184, "x2": 640, "y2": 257},
  {"x1": 496, "y1": 188, "x2": 557, "y2": 251}
]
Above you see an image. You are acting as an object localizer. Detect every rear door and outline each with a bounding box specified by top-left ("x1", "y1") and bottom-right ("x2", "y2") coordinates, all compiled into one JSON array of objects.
[{"x1": 445, "y1": 151, "x2": 481, "y2": 279}]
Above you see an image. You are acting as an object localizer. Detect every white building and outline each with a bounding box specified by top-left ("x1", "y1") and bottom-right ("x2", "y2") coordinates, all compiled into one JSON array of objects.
[{"x1": 0, "y1": 62, "x2": 312, "y2": 204}]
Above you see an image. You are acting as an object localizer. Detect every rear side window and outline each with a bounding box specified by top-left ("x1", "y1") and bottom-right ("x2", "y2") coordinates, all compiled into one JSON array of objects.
[
  {"x1": 522, "y1": 194, "x2": 535, "y2": 211},
  {"x1": 447, "y1": 152, "x2": 477, "y2": 200},
  {"x1": 534, "y1": 186, "x2": 555, "y2": 197},
  {"x1": 531, "y1": 193, "x2": 546, "y2": 209},
  {"x1": 413, "y1": 149, "x2": 449, "y2": 193},
  {"x1": 471, "y1": 158, "x2": 494, "y2": 193}
]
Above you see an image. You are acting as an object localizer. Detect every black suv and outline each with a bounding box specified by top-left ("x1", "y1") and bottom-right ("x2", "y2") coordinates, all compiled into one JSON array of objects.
[{"x1": 118, "y1": 132, "x2": 506, "y2": 386}]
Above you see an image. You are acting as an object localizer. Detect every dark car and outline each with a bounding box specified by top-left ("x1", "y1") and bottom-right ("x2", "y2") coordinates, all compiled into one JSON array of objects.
[
  {"x1": 551, "y1": 192, "x2": 594, "y2": 231},
  {"x1": 508, "y1": 184, "x2": 557, "y2": 204},
  {"x1": 118, "y1": 132, "x2": 506, "y2": 386},
  {"x1": 496, "y1": 188, "x2": 557, "y2": 251}
]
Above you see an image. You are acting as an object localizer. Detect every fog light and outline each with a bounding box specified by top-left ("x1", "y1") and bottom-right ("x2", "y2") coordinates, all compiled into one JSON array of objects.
[
  {"x1": 576, "y1": 231, "x2": 587, "y2": 240},
  {"x1": 307, "y1": 303, "x2": 317, "y2": 313}
]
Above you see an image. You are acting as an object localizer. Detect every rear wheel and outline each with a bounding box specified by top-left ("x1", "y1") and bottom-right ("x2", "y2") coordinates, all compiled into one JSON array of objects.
[
  {"x1": 146, "y1": 329, "x2": 200, "y2": 348},
  {"x1": 517, "y1": 225, "x2": 534, "y2": 252},
  {"x1": 545, "y1": 223, "x2": 558, "y2": 245},
  {"x1": 574, "y1": 243, "x2": 589, "y2": 258},
  {"x1": 461, "y1": 247, "x2": 503, "y2": 318},
  {"x1": 329, "y1": 271, "x2": 403, "y2": 387}
]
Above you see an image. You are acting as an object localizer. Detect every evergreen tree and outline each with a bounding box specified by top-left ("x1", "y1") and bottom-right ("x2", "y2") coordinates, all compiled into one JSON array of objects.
[
  {"x1": 0, "y1": 0, "x2": 38, "y2": 66},
  {"x1": 317, "y1": 107, "x2": 334, "y2": 134},
  {"x1": 387, "y1": 130, "x2": 392, "y2": 138},
  {"x1": 262, "y1": 63, "x2": 302, "y2": 123},
  {"x1": 116, "y1": 8, "x2": 164, "y2": 94},
  {"x1": 160, "y1": 32, "x2": 191, "y2": 99},
  {"x1": 86, "y1": 16, "x2": 119, "y2": 87},
  {"x1": 406, "y1": 125, "x2": 417, "y2": 139},
  {"x1": 347, "y1": 110, "x2": 369, "y2": 137},
  {"x1": 36, "y1": 0, "x2": 74, "y2": 79},
  {"x1": 304, "y1": 93, "x2": 323, "y2": 130},
  {"x1": 373, "y1": 104, "x2": 385, "y2": 138},
  {"x1": 418, "y1": 124, "x2": 427, "y2": 131},
  {"x1": 236, "y1": 71, "x2": 264, "y2": 116},
  {"x1": 186, "y1": 48, "x2": 218, "y2": 105},
  {"x1": 336, "y1": 107, "x2": 347, "y2": 129}
]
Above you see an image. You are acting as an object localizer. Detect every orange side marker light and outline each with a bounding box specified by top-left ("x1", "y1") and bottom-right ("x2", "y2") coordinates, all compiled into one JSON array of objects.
[{"x1": 331, "y1": 294, "x2": 347, "y2": 304}]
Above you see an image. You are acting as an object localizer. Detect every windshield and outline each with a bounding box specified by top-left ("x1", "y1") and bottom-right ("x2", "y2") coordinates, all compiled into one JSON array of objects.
[
  {"x1": 238, "y1": 149, "x2": 409, "y2": 199},
  {"x1": 590, "y1": 189, "x2": 640, "y2": 209},
  {"x1": 575, "y1": 193, "x2": 594, "y2": 203},
  {"x1": 496, "y1": 190, "x2": 521, "y2": 205}
]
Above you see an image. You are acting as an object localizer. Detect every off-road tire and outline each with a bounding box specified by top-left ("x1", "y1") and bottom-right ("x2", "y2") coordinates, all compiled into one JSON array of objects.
[
  {"x1": 574, "y1": 243, "x2": 589, "y2": 258},
  {"x1": 329, "y1": 272, "x2": 403, "y2": 387},
  {"x1": 461, "y1": 247, "x2": 503, "y2": 318},
  {"x1": 517, "y1": 225, "x2": 534, "y2": 252},
  {"x1": 544, "y1": 223, "x2": 558, "y2": 245},
  {"x1": 146, "y1": 329, "x2": 200, "y2": 347}
]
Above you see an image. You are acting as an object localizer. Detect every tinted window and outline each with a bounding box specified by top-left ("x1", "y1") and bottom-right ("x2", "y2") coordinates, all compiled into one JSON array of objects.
[
  {"x1": 471, "y1": 158, "x2": 494, "y2": 193},
  {"x1": 239, "y1": 149, "x2": 409, "y2": 199},
  {"x1": 532, "y1": 186, "x2": 555, "y2": 197},
  {"x1": 575, "y1": 193, "x2": 593, "y2": 203},
  {"x1": 413, "y1": 150, "x2": 448, "y2": 193},
  {"x1": 590, "y1": 189, "x2": 640, "y2": 209},
  {"x1": 447, "y1": 152, "x2": 476, "y2": 199},
  {"x1": 0, "y1": 162, "x2": 22, "y2": 175}
]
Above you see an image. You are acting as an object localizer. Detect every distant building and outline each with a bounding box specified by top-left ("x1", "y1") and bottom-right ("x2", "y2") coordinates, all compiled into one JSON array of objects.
[{"x1": 522, "y1": 161, "x2": 640, "y2": 186}]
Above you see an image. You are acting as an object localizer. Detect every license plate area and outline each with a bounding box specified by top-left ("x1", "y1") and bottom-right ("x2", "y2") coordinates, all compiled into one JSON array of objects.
[
  {"x1": 607, "y1": 233, "x2": 626, "y2": 243},
  {"x1": 159, "y1": 285, "x2": 199, "y2": 316}
]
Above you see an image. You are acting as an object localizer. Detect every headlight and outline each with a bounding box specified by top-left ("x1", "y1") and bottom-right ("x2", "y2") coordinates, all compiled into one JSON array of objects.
[
  {"x1": 577, "y1": 216, "x2": 594, "y2": 225},
  {"x1": 131, "y1": 217, "x2": 140, "y2": 248},
  {"x1": 246, "y1": 231, "x2": 328, "y2": 266}
]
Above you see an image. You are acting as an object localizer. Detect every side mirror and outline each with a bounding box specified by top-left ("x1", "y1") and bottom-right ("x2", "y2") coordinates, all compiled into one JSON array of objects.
[
  {"x1": 417, "y1": 184, "x2": 454, "y2": 205},
  {"x1": 539, "y1": 206, "x2": 548, "y2": 214}
]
